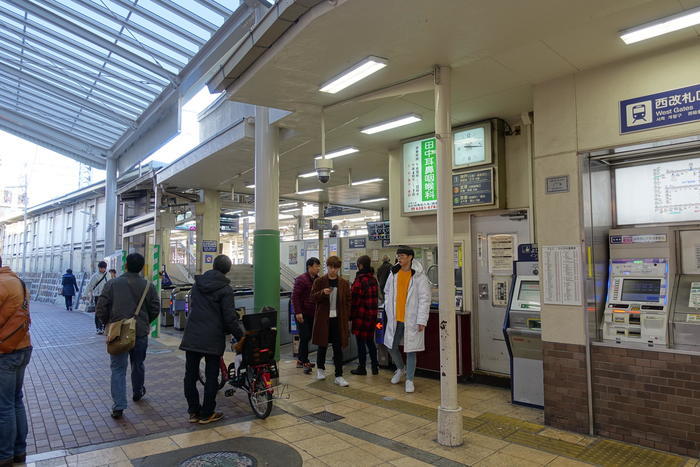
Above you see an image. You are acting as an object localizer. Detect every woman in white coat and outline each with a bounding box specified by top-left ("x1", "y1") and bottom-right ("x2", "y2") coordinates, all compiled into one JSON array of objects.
[{"x1": 383, "y1": 246, "x2": 431, "y2": 393}]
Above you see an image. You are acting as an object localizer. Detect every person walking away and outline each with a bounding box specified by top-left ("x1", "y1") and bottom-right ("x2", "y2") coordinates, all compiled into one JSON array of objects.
[
  {"x1": 350, "y1": 255, "x2": 380, "y2": 376},
  {"x1": 61, "y1": 269, "x2": 79, "y2": 311},
  {"x1": 0, "y1": 257, "x2": 31, "y2": 467},
  {"x1": 376, "y1": 255, "x2": 392, "y2": 302},
  {"x1": 86, "y1": 261, "x2": 109, "y2": 334},
  {"x1": 108, "y1": 269, "x2": 118, "y2": 280},
  {"x1": 180, "y1": 255, "x2": 243, "y2": 425},
  {"x1": 292, "y1": 257, "x2": 321, "y2": 374},
  {"x1": 311, "y1": 256, "x2": 351, "y2": 387},
  {"x1": 383, "y1": 246, "x2": 430, "y2": 393},
  {"x1": 96, "y1": 253, "x2": 159, "y2": 419}
]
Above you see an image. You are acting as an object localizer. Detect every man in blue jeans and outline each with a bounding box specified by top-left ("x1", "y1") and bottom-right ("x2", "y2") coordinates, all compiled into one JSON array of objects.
[
  {"x1": 0, "y1": 256, "x2": 32, "y2": 467},
  {"x1": 97, "y1": 253, "x2": 159, "y2": 419}
]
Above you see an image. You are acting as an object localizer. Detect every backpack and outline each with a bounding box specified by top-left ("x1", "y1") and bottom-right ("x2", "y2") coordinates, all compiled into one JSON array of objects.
[{"x1": 0, "y1": 280, "x2": 30, "y2": 353}]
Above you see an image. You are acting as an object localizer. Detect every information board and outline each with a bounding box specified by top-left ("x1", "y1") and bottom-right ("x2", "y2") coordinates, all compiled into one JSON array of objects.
[
  {"x1": 220, "y1": 214, "x2": 239, "y2": 233},
  {"x1": 542, "y1": 245, "x2": 582, "y2": 306},
  {"x1": 403, "y1": 136, "x2": 438, "y2": 213},
  {"x1": 367, "y1": 221, "x2": 390, "y2": 241},
  {"x1": 615, "y1": 157, "x2": 700, "y2": 225},
  {"x1": 349, "y1": 238, "x2": 366, "y2": 249},
  {"x1": 452, "y1": 168, "x2": 494, "y2": 208},
  {"x1": 309, "y1": 218, "x2": 332, "y2": 230}
]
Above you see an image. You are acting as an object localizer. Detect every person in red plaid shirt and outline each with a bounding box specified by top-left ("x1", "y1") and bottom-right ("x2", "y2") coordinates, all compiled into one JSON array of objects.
[{"x1": 350, "y1": 255, "x2": 380, "y2": 376}]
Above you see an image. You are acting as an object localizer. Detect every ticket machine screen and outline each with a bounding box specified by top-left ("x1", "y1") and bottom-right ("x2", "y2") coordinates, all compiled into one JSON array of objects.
[
  {"x1": 621, "y1": 279, "x2": 662, "y2": 302},
  {"x1": 518, "y1": 281, "x2": 540, "y2": 302}
]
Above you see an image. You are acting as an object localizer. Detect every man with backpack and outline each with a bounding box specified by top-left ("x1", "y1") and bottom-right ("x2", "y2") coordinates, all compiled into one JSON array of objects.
[
  {"x1": 0, "y1": 256, "x2": 32, "y2": 467},
  {"x1": 96, "y1": 253, "x2": 159, "y2": 419},
  {"x1": 86, "y1": 261, "x2": 109, "y2": 334}
]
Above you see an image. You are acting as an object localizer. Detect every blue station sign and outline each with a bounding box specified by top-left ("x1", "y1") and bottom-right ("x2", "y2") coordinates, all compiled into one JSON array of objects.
[{"x1": 620, "y1": 84, "x2": 700, "y2": 134}]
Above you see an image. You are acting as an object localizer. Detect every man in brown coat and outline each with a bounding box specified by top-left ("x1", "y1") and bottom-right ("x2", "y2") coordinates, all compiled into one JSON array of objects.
[{"x1": 311, "y1": 256, "x2": 351, "y2": 387}]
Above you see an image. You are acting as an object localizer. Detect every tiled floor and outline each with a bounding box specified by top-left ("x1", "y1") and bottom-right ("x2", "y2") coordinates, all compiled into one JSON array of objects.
[{"x1": 18, "y1": 303, "x2": 700, "y2": 466}]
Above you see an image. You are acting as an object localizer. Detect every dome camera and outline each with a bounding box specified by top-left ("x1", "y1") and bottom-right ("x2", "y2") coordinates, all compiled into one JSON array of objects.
[{"x1": 315, "y1": 158, "x2": 333, "y2": 184}]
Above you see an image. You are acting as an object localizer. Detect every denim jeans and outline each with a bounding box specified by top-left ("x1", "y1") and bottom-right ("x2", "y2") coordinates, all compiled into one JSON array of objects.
[
  {"x1": 0, "y1": 346, "x2": 32, "y2": 462},
  {"x1": 110, "y1": 336, "x2": 148, "y2": 411},
  {"x1": 389, "y1": 322, "x2": 416, "y2": 380}
]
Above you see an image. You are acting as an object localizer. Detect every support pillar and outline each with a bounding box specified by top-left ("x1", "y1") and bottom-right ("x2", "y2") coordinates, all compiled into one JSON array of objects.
[
  {"x1": 195, "y1": 190, "x2": 221, "y2": 274},
  {"x1": 435, "y1": 65, "x2": 463, "y2": 446},
  {"x1": 253, "y1": 106, "x2": 281, "y2": 359},
  {"x1": 104, "y1": 157, "x2": 118, "y2": 256}
]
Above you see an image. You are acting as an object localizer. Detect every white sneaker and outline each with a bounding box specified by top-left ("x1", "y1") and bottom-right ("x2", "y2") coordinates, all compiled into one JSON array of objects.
[
  {"x1": 334, "y1": 376, "x2": 349, "y2": 387},
  {"x1": 405, "y1": 380, "x2": 415, "y2": 393},
  {"x1": 391, "y1": 369, "x2": 405, "y2": 384},
  {"x1": 316, "y1": 369, "x2": 326, "y2": 380}
]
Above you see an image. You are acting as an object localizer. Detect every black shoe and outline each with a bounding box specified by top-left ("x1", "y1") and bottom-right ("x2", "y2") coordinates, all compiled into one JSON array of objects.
[
  {"x1": 350, "y1": 367, "x2": 367, "y2": 376},
  {"x1": 13, "y1": 453, "x2": 26, "y2": 463},
  {"x1": 0, "y1": 459, "x2": 12, "y2": 467},
  {"x1": 111, "y1": 409, "x2": 123, "y2": 419},
  {"x1": 371, "y1": 365, "x2": 379, "y2": 375},
  {"x1": 133, "y1": 387, "x2": 146, "y2": 402}
]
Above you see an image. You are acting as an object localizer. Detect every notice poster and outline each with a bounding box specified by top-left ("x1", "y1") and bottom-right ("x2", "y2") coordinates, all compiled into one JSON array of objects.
[
  {"x1": 403, "y1": 136, "x2": 438, "y2": 213},
  {"x1": 542, "y1": 245, "x2": 583, "y2": 306},
  {"x1": 488, "y1": 234, "x2": 516, "y2": 273},
  {"x1": 288, "y1": 245, "x2": 298, "y2": 265}
]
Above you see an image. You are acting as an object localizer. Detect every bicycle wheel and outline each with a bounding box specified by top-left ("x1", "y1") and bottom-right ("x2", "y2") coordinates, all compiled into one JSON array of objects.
[{"x1": 247, "y1": 369, "x2": 273, "y2": 419}]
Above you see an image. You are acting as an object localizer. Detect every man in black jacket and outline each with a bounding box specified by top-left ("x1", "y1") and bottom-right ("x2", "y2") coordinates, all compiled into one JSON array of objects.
[
  {"x1": 96, "y1": 253, "x2": 160, "y2": 419},
  {"x1": 180, "y1": 255, "x2": 243, "y2": 425}
]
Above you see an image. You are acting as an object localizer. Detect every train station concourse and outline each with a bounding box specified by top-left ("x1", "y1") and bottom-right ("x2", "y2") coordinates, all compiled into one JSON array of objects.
[{"x1": 1, "y1": 0, "x2": 700, "y2": 466}]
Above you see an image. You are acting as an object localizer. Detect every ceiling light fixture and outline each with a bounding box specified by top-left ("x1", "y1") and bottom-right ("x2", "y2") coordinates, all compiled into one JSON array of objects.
[
  {"x1": 281, "y1": 208, "x2": 301, "y2": 213},
  {"x1": 360, "y1": 197, "x2": 388, "y2": 204},
  {"x1": 314, "y1": 147, "x2": 359, "y2": 160},
  {"x1": 620, "y1": 7, "x2": 700, "y2": 44},
  {"x1": 296, "y1": 188, "x2": 323, "y2": 195},
  {"x1": 278, "y1": 202, "x2": 297, "y2": 208},
  {"x1": 246, "y1": 184, "x2": 255, "y2": 189},
  {"x1": 319, "y1": 56, "x2": 388, "y2": 94},
  {"x1": 360, "y1": 113, "x2": 422, "y2": 135},
  {"x1": 351, "y1": 177, "x2": 384, "y2": 186}
]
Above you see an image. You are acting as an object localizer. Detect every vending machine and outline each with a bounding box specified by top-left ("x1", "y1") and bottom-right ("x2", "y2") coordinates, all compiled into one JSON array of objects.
[
  {"x1": 670, "y1": 229, "x2": 700, "y2": 350},
  {"x1": 503, "y1": 244, "x2": 543, "y2": 407}
]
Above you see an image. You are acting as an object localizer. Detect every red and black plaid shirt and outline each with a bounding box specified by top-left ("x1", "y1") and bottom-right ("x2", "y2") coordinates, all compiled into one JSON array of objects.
[{"x1": 350, "y1": 271, "x2": 379, "y2": 340}]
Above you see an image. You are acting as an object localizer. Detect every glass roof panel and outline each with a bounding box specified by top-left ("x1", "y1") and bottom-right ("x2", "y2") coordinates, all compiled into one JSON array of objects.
[{"x1": 0, "y1": 0, "x2": 251, "y2": 164}]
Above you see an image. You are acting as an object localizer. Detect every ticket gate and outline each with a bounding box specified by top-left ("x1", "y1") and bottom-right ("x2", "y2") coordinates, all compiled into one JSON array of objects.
[
  {"x1": 160, "y1": 288, "x2": 174, "y2": 327},
  {"x1": 172, "y1": 286, "x2": 191, "y2": 331},
  {"x1": 503, "y1": 244, "x2": 543, "y2": 408}
]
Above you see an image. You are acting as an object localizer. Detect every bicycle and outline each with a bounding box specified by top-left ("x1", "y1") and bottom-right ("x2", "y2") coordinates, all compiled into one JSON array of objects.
[{"x1": 197, "y1": 310, "x2": 284, "y2": 419}]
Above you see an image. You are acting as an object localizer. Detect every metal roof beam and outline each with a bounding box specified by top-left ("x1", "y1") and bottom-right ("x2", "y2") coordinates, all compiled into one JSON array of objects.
[
  {"x1": 7, "y1": 0, "x2": 178, "y2": 81},
  {"x1": 62, "y1": 0, "x2": 199, "y2": 61},
  {"x1": 0, "y1": 9, "x2": 169, "y2": 88},
  {"x1": 0, "y1": 108, "x2": 107, "y2": 168},
  {"x1": 191, "y1": 0, "x2": 233, "y2": 18},
  {"x1": 0, "y1": 21, "x2": 159, "y2": 101},
  {"x1": 0, "y1": 92, "x2": 122, "y2": 142},
  {"x1": 0, "y1": 77, "x2": 129, "y2": 133},
  {"x1": 0, "y1": 60, "x2": 142, "y2": 119},
  {"x1": 110, "y1": 0, "x2": 207, "y2": 47},
  {"x1": 0, "y1": 46, "x2": 150, "y2": 111},
  {"x1": 151, "y1": 0, "x2": 220, "y2": 33},
  {"x1": 0, "y1": 64, "x2": 136, "y2": 126}
]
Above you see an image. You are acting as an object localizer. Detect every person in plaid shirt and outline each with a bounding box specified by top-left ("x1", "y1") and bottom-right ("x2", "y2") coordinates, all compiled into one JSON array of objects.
[{"x1": 350, "y1": 255, "x2": 380, "y2": 376}]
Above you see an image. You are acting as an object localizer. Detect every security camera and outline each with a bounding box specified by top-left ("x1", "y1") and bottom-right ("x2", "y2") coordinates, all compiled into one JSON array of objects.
[{"x1": 315, "y1": 158, "x2": 333, "y2": 184}]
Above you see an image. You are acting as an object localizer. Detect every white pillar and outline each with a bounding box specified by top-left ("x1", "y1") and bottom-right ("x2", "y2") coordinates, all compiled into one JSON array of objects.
[
  {"x1": 243, "y1": 216, "x2": 250, "y2": 264},
  {"x1": 435, "y1": 65, "x2": 463, "y2": 446},
  {"x1": 104, "y1": 157, "x2": 118, "y2": 255},
  {"x1": 254, "y1": 106, "x2": 279, "y2": 231}
]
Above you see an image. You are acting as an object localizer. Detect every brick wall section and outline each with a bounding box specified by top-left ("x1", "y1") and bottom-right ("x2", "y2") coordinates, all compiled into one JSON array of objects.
[
  {"x1": 542, "y1": 342, "x2": 590, "y2": 433},
  {"x1": 591, "y1": 345, "x2": 700, "y2": 457}
]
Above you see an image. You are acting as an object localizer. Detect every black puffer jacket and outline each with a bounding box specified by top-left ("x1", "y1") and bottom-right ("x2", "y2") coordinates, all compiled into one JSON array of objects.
[{"x1": 179, "y1": 270, "x2": 243, "y2": 356}]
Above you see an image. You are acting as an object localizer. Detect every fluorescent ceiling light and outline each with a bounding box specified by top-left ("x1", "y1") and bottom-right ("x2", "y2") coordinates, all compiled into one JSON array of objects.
[
  {"x1": 319, "y1": 56, "x2": 388, "y2": 94},
  {"x1": 351, "y1": 177, "x2": 383, "y2": 186},
  {"x1": 278, "y1": 202, "x2": 298, "y2": 208},
  {"x1": 246, "y1": 184, "x2": 255, "y2": 189},
  {"x1": 279, "y1": 214, "x2": 294, "y2": 220},
  {"x1": 344, "y1": 217, "x2": 366, "y2": 223},
  {"x1": 281, "y1": 208, "x2": 301, "y2": 213},
  {"x1": 225, "y1": 210, "x2": 242, "y2": 215},
  {"x1": 620, "y1": 7, "x2": 700, "y2": 44},
  {"x1": 296, "y1": 188, "x2": 323, "y2": 195},
  {"x1": 360, "y1": 197, "x2": 388, "y2": 203},
  {"x1": 314, "y1": 147, "x2": 359, "y2": 160},
  {"x1": 361, "y1": 114, "x2": 422, "y2": 135}
]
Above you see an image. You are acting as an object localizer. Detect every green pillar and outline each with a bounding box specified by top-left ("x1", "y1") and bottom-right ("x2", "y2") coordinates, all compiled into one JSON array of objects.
[{"x1": 254, "y1": 229, "x2": 281, "y2": 359}]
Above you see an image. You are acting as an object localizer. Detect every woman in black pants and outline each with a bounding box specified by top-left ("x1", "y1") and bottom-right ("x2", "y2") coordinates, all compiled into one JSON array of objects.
[{"x1": 61, "y1": 269, "x2": 79, "y2": 311}]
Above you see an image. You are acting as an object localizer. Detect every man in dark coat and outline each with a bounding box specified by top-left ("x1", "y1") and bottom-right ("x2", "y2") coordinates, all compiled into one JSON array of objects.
[
  {"x1": 291, "y1": 257, "x2": 320, "y2": 374},
  {"x1": 311, "y1": 256, "x2": 351, "y2": 387},
  {"x1": 96, "y1": 253, "x2": 160, "y2": 419},
  {"x1": 61, "y1": 269, "x2": 79, "y2": 311},
  {"x1": 180, "y1": 255, "x2": 243, "y2": 425},
  {"x1": 376, "y1": 256, "x2": 392, "y2": 301}
]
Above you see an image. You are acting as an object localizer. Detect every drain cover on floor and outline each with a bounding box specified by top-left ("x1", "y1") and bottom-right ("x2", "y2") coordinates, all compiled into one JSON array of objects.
[
  {"x1": 303, "y1": 410, "x2": 344, "y2": 423},
  {"x1": 180, "y1": 451, "x2": 257, "y2": 467}
]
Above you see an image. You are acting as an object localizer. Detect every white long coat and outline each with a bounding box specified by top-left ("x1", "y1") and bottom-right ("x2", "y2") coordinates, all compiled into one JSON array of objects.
[{"x1": 383, "y1": 260, "x2": 431, "y2": 353}]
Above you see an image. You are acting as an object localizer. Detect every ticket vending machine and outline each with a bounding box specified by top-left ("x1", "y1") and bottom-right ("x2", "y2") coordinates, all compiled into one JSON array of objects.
[
  {"x1": 670, "y1": 229, "x2": 700, "y2": 350},
  {"x1": 504, "y1": 244, "x2": 543, "y2": 407},
  {"x1": 603, "y1": 227, "x2": 674, "y2": 345}
]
